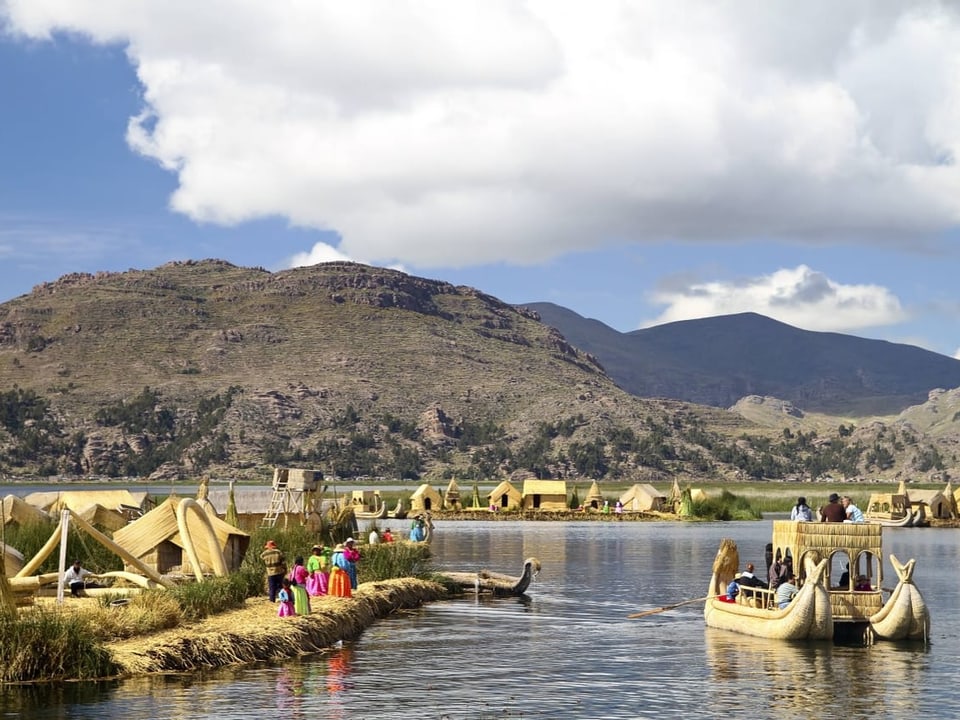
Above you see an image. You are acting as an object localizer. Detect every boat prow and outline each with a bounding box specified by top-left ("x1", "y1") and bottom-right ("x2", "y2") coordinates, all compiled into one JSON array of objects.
[
  {"x1": 869, "y1": 554, "x2": 930, "y2": 641},
  {"x1": 441, "y1": 557, "x2": 541, "y2": 597},
  {"x1": 704, "y1": 541, "x2": 832, "y2": 641}
]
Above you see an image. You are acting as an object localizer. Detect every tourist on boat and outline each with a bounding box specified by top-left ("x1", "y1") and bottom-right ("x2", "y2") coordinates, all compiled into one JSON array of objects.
[
  {"x1": 841, "y1": 496, "x2": 865, "y2": 523},
  {"x1": 768, "y1": 553, "x2": 792, "y2": 590},
  {"x1": 722, "y1": 575, "x2": 741, "y2": 602},
  {"x1": 855, "y1": 575, "x2": 872, "y2": 591},
  {"x1": 776, "y1": 573, "x2": 799, "y2": 609},
  {"x1": 306, "y1": 544, "x2": 329, "y2": 596},
  {"x1": 260, "y1": 539, "x2": 287, "y2": 603},
  {"x1": 328, "y1": 544, "x2": 352, "y2": 597},
  {"x1": 382, "y1": 527, "x2": 394, "y2": 543},
  {"x1": 838, "y1": 564, "x2": 850, "y2": 589},
  {"x1": 790, "y1": 497, "x2": 814, "y2": 521},
  {"x1": 819, "y1": 493, "x2": 846, "y2": 522},
  {"x1": 368, "y1": 528, "x2": 380, "y2": 545},
  {"x1": 342, "y1": 537, "x2": 361, "y2": 589},
  {"x1": 277, "y1": 578, "x2": 296, "y2": 617}
]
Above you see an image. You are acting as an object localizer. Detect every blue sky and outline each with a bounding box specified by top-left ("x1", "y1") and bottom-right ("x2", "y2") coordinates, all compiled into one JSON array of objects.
[{"x1": 2, "y1": 2, "x2": 960, "y2": 358}]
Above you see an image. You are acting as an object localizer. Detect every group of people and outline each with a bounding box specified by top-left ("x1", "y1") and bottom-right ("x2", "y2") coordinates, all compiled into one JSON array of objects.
[
  {"x1": 723, "y1": 554, "x2": 799, "y2": 610},
  {"x1": 261, "y1": 537, "x2": 364, "y2": 617},
  {"x1": 797, "y1": 493, "x2": 864, "y2": 523}
]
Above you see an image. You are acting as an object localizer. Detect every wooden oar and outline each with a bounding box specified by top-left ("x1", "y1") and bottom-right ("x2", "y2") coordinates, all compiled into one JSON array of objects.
[{"x1": 628, "y1": 595, "x2": 716, "y2": 619}]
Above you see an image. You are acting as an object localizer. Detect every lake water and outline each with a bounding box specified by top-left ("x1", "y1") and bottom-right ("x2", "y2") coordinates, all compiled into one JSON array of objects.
[{"x1": 2, "y1": 520, "x2": 958, "y2": 719}]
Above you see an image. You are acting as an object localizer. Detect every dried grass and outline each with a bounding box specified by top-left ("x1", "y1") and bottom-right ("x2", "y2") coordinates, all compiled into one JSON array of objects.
[{"x1": 107, "y1": 577, "x2": 446, "y2": 675}]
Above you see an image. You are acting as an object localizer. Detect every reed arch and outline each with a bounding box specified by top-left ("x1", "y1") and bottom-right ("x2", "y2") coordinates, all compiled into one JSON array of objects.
[{"x1": 176, "y1": 498, "x2": 228, "y2": 582}]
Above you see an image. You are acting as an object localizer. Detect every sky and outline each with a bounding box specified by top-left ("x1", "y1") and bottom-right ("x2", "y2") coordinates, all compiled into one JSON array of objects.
[{"x1": 2, "y1": 1, "x2": 960, "y2": 358}]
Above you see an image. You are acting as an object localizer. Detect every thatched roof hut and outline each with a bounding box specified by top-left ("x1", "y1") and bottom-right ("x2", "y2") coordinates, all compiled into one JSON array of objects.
[
  {"x1": 113, "y1": 495, "x2": 250, "y2": 576},
  {"x1": 410, "y1": 484, "x2": 443, "y2": 513},
  {"x1": 521, "y1": 480, "x2": 567, "y2": 511},
  {"x1": 443, "y1": 479, "x2": 462, "y2": 510},
  {"x1": 584, "y1": 480, "x2": 604, "y2": 510},
  {"x1": 76, "y1": 503, "x2": 128, "y2": 533},
  {"x1": 1, "y1": 494, "x2": 50, "y2": 527},
  {"x1": 48, "y1": 490, "x2": 143, "y2": 514},
  {"x1": 619, "y1": 484, "x2": 666, "y2": 512},
  {"x1": 908, "y1": 487, "x2": 952, "y2": 519},
  {"x1": 486, "y1": 480, "x2": 521, "y2": 510}
]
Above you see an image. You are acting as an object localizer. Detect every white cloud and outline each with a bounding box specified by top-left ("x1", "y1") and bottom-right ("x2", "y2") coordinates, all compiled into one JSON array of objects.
[
  {"x1": 643, "y1": 265, "x2": 907, "y2": 332},
  {"x1": 5, "y1": 1, "x2": 960, "y2": 269},
  {"x1": 286, "y1": 242, "x2": 355, "y2": 268}
]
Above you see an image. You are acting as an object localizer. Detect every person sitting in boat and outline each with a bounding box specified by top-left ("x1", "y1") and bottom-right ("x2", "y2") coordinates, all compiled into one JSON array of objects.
[
  {"x1": 820, "y1": 493, "x2": 846, "y2": 522},
  {"x1": 838, "y1": 563, "x2": 850, "y2": 590},
  {"x1": 854, "y1": 575, "x2": 872, "y2": 591},
  {"x1": 776, "y1": 573, "x2": 799, "y2": 609},
  {"x1": 841, "y1": 496, "x2": 865, "y2": 523},
  {"x1": 720, "y1": 574, "x2": 741, "y2": 603},
  {"x1": 736, "y1": 562, "x2": 768, "y2": 602},
  {"x1": 790, "y1": 496, "x2": 814, "y2": 521}
]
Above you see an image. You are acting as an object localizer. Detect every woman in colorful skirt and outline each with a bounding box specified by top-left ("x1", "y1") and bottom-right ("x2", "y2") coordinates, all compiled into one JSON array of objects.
[
  {"x1": 277, "y1": 578, "x2": 296, "y2": 617},
  {"x1": 328, "y1": 544, "x2": 352, "y2": 598},
  {"x1": 306, "y1": 544, "x2": 329, "y2": 597},
  {"x1": 287, "y1": 556, "x2": 311, "y2": 615}
]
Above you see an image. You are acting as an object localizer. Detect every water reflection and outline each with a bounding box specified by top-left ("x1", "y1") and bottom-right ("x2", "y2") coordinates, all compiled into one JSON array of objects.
[{"x1": 3, "y1": 521, "x2": 959, "y2": 719}]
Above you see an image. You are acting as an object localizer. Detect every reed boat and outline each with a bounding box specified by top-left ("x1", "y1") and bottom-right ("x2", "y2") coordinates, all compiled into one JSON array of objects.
[
  {"x1": 705, "y1": 520, "x2": 930, "y2": 643},
  {"x1": 440, "y1": 557, "x2": 541, "y2": 597},
  {"x1": 864, "y1": 492, "x2": 916, "y2": 527}
]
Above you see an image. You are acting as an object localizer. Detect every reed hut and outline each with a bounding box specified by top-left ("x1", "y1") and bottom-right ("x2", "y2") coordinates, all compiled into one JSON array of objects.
[
  {"x1": 521, "y1": 480, "x2": 568, "y2": 511},
  {"x1": 1, "y1": 494, "x2": 49, "y2": 527},
  {"x1": 76, "y1": 503, "x2": 128, "y2": 533},
  {"x1": 410, "y1": 484, "x2": 443, "y2": 513},
  {"x1": 584, "y1": 480, "x2": 604, "y2": 510},
  {"x1": 443, "y1": 479, "x2": 462, "y2": 510},
  {"x1": 113, "y1": 495, "x2": 250, "y2": 576},
  {"x1": 49, "y1": 490, "x2": 144, "y2": 515},
  {"x1": 907, "y1": 488, "x2": 951, "y2": 519},
  {"x1": 619, "y1": 483, "x2": 666, "y2": 512},
  {"x1": 486, "y1": 480, "x2": 521, "y2": 511}
]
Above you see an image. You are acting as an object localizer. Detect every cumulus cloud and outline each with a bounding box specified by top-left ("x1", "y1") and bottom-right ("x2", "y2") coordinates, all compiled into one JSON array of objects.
[
  {"x1": 643, "y1": 265, "x2": 907, "y2": 332},
  {"x1": 4, "y1": 1, "x2": 960, "y2": 269}
]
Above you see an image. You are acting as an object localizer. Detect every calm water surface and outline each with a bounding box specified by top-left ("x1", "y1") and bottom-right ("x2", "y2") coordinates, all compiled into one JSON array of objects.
[{"x1": 2, "y1": 520, "x2": 958, "y2": 719}]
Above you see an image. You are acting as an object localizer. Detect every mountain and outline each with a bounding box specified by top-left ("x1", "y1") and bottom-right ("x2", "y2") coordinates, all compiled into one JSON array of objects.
[
  {"x1": 0, "y1": 259, "x2": 752, "y2": 481},
  {"x1": 521, "y1": 304, "x2": 960, "y2": 416}
]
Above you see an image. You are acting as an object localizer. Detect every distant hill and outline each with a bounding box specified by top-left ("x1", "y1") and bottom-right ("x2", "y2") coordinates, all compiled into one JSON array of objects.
[
  {"x1": 0, "y1": 260, "x2": 753, "y2": 481},
  {"x1": 521, "y1": 304, "x2": 960, "y2": 415}
]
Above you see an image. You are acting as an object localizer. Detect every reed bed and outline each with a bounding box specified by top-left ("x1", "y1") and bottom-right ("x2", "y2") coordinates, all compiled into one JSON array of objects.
[{"x1": 108, "y1": 577, "x2": 446, "y2": 675}]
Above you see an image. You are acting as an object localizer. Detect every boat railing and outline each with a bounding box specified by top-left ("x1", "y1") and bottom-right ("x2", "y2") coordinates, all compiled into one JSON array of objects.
[{"x1": 736, "y1": 586, "x2": 776, "y2": 610}]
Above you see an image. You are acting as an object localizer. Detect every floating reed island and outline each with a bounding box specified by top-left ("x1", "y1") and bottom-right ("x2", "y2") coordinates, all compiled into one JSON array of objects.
[{"x1": 107, "y1": 578, "x2": 447, "y2": 675}]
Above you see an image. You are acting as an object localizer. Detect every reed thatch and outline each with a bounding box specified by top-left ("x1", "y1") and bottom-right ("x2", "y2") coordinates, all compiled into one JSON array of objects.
[
  {"x1": 107, "y1": 578, "x2": 446, "y2": 675},
  {"x1": 486, "y1": 480, "x2": 521, "y2": 510},
  {"x1": 1, "y1": 494, "x2": 50, "y2": 527}
]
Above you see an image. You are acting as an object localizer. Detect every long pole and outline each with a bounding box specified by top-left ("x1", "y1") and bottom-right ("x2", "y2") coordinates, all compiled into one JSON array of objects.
[{"x1": 56, "y1": 508, "x2": 69, "y2": 605}]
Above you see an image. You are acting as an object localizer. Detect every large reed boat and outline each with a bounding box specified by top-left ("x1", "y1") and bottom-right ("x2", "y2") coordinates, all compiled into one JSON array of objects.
[{"x1": 705, "y1": 520, "x2": 929, "y2": 643}]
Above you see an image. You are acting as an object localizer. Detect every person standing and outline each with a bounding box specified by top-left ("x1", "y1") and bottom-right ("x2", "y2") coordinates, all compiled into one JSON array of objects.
[
  {"x1": 328, "y1": 544, "x2": 351, "y2": 597},
  {"x1": 306, "y1": 544, "x2": 329, "y2": 597},
  {"x1": 790, "y1": 497, "x2": 814, "y2": 521},
  {"x1": 842, "y1": 496, "x2": 865, "y2": 523},
  {"x1": 368, "y1": 527, "x2": 380, "y2": 545},
  {"x1": 260, "y1": 540, "x2": 286, "y2": 602},
  {"x1": 820, "y1": 493, "x2": 846, "y2": 522},
  {"x1": 277, "y1": 578, "x2": 296, "y2": 617},
  {"x1": 342, "y1": 537, "x2": 360, "y2": 590}
]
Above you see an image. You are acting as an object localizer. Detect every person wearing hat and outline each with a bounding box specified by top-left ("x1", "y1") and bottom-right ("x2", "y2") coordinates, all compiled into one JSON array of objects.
[
  {"x1": 328, "y1": 544, "x2": 351, "y2": 597},
  {"x1": 306, "y1": 544, "x2": 330, "y2": 597},
  {"x1": 790, "y1": 497, "x2": 814, "y2": 522},
  {"x1": 820, "y1": 493, "x2": 846, "y2": 523},
  {"x1": 260, "y1": 539, "x2": 287, "y2": 602}
]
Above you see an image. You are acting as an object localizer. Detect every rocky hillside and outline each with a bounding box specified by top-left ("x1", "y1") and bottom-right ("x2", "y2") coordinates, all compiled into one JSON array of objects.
[
  {"x1": 0, "y1": 260, "x2": 753, "y2": 482},
  {"x1": 1, "y1": 260, "x2": 956, "y2": 485}
]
